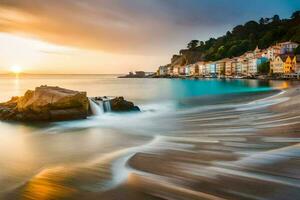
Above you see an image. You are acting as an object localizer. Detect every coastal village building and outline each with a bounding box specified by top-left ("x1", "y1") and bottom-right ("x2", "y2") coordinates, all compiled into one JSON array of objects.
[
  {"x1": 241, "y1": 59, "x2": 249, "y2": 76},
  {"x1": 248, "y1": 57, "x2": 269, "y2": 75},
  {"x1": 158, "y1": 66, "x2": 168, "y2": 76},
  {"x1": 267, "y1": 45, "x2": 281, "y2": 61},
  {"x1": 184, "y1": 65, "x2": 191, "y2": 76},
  {"x1": 205, "y1": 62, "x2": 211, "y2": 76},
  {"x1": 278, "y1": 42, "x2": 299, "y2": 54},
  {"x1": 216, "y1": 60, "x2": 226, "y2": 76},
  {"x1": 196, "y1": 62, "x2": 206, "y2": 76},
  {"x1": 156, "y1": 41, "x2": 299, "y2": 78},
  {"x1": 167, "y1": 66, "x2": 173, "y2": 76},
  {"x1": 271, "y1": 55, "x2": 288, "y2": 74},
  {"x1": 231, "y1": 59, "x2": 238, "y2": 76},
  {"x1": 173, "y1": 65, "x2": 180, "y2": 76},
  {"x1": 236, "y1": 57, "x2": 245, "y2": 76},
  {"x1": 225, "y1": 59, "x2": 237, "y2": 76},
  {"x1": 190, "y1": 64, "x2": 199, "y2": 76},
  {"x1": 179, "y1": 66, "x2": 185, "y2": 75},
  {"x1": 284, "y1": 56, "x2": 294, "y2": 74},
  {"x1": 284, "y1": 55, "x2": 300, "y2": 74},
  {"x1": 210, "y1": 62, "x2": 217, "y2": 76}
]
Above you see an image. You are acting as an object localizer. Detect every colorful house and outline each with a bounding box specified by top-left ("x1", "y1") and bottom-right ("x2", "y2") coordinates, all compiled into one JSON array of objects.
[
  {"x1": 249, "y1": 57, "x2": 269, "y2": 75},
  {"x1": 278, "y1": 42, "x2": 299, "y2": 54},
  {"x1": 293, "y1": 55, "x2": 300, "y2": 74},
  {"x1": 179, "y1": 66, "x2": 185, "y2": 75},
  {"x1": 196, "y1": 62, "x2": 206, "y2": 76},
  {"x1": 271, "y1": 55, "x2": 288, "y2": 74},
  {"x1": 284, "y1": 56, "x2": 294, "y2": 74},
  {"x1": 210, "y1": 62, "x2": 217, "y2": 75},
  {"x1": 205, "y1": 62, "x2": 211, "y2": 75},
  {"x1": 158, "y1": 66, "x2": 168, "y2": 76},
  {"x1": 236, "y1": 57, "x2": 245, "y2": 76},
  {"x1": 216, "y1": 60, "x2": 226, "y2": 76},
  {"x1": 184, "y1": 65, "x2": 191, "y2": 76},
  {"x1": 267, "y1": 45, "x2": 281, "y2": 61},
  {"x1": 190, "y1": 64, "x2": 199, "y2": 76},
  {"x1": 225, "y1": 59, "x2": 237, "y2": 76},
  {"x1": 173, "y1": 65, "x2": 180, "y2": 76}
]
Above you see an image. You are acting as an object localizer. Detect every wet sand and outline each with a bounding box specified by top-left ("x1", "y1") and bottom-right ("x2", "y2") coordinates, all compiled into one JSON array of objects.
[{"x1": 3, "y1": 87, "x2": 300, "y2": 200}]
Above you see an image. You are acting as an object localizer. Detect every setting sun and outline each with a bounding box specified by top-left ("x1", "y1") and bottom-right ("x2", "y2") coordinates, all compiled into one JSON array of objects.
[{"x1": 10, "y1": 65, "x2": 23, "y2": 74}]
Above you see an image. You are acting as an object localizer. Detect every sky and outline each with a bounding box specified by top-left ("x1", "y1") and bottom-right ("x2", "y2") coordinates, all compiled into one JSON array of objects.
[{"x1": 0, "y1": 0, "x2": 299, "y2": 74}]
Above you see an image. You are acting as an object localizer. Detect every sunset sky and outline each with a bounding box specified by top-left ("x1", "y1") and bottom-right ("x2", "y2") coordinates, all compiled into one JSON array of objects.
[{"x1": 0, "y1": 0, "x2": 299, "y2": 74}]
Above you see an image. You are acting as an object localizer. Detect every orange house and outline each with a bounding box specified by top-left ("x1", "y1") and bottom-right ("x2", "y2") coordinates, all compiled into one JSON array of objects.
[{"x1": 284, "y1": 56, "x2": 293, "y2": 74}]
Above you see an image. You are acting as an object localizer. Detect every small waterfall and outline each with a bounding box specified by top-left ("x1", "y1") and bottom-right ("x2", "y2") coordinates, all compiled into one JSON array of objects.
[
  {"x1": 89, "y1": 98, "x2": 112, "y2": 116},
  {"x1": 89, "y1": 98, "x2": 104, "y2": 115},
  {"x1": 103, "y1": 100, "x2": 112, "y2": 112}
]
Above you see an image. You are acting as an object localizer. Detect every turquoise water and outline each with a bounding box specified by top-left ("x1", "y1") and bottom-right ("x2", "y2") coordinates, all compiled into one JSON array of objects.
[{"x1": 0, "y1": 74, "x2": 288, "y2": 104}]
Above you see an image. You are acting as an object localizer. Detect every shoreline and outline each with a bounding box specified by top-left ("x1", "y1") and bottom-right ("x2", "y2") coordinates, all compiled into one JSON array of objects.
[{"x1": 120, "y1": 75, "x2": 300, "y2": 81}]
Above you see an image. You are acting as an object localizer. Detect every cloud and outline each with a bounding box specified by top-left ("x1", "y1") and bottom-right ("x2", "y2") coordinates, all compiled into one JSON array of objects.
[{"x1": 0, "y1": 0, "x2": 299, "y2": 55}]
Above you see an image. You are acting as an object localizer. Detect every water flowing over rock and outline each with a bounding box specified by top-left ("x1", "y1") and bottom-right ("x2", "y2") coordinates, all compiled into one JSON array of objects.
[
  {"x1": 90, "y1": 96, "x2": 140, "y2": 115},
  {"x1": 0, "y1": 86, "x2": 89, "y2": 121}
]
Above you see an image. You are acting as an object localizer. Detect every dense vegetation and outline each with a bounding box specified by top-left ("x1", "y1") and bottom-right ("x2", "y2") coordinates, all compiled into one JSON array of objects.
[
  {"x1": 185, "y1": 11, "x2": 300, "y2": 61},
  {"x1": 258, "y1": 61, "x2": 270, "y2": 75}
]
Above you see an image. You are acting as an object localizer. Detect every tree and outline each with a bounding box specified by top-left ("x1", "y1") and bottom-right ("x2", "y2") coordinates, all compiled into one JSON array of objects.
[
  {"x1": 187, "y1": 40, "x2": 199, "y2": 50},
  {"x1": 259, "y1": 17, "x2": 265, "y2": 24},
  {"x1": 291, "y1": 11, "x2": 300, "y2": 19},
  {"x1": 258, "y1": 61, "x2": 270, "y2": 74},
  {"x1": 273, "y1": 15, "x2": 280, "y2": 22},
  {"x1": 294, "y1": 46, "x2": 300, "y2": 54}
]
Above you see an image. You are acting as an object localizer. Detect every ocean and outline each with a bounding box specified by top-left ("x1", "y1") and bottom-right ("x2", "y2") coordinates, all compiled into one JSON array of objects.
[{"x1": 0, "y1": 74, "x2": 299, "y2": 200}]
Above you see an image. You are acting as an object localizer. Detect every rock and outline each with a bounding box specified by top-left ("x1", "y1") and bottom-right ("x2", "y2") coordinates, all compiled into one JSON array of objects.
[
  {"x1": 110, "y1": 97, "x2": 140, "y2": 112},
  {"x1": 0, "y1": 86, "x2": 89, "y2": 121}
]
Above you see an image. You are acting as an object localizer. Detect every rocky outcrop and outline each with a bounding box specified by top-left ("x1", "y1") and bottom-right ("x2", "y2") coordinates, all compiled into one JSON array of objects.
[
  {"x1": 170, "y1": 50, "x2": 205, "y2": 67},
  {"x1": 110, "y1": 97, "x2": 140, "y2": 112},
  {"x1": 0, "y1": 86, "x2": 89, "y2": 121}
]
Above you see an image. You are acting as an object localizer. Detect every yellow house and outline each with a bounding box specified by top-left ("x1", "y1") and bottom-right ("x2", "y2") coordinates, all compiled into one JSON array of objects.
[
  {"x1": 271, "y1": 55, "x2": 287, "y2": 74},
  {"x1": 284, "y1": 56, "x2": 294, "y2": 74}
]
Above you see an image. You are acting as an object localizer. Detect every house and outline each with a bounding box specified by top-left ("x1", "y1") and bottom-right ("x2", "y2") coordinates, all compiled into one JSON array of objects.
[
  {"x1": 271, "y1": 55, "x2": 288, "y2": 74},
  {"x1": 173, "y1": 65, "x2": 180, "y2": 76},
  {"x1": 158, "y1": 66, "x2": 168, "y2": 76},
  {"x1": 236, "y1": 57, "x2": 245, "y2": 76},
  {"x1": 231, "y1": 58, "x2": 238, "y2": 76},
  {"x1": 179, "y1": 66, "x2": 185, "y2": 75},
  {"x1": 248, "y1": 57, "x2": 269, "y2": 75},
  {"x1": 267, "y1": 45, "x2": 281, "y2": 61},
  {"x1": 184, "y1": 65, "x2": 191, "y2": 76},
  {"x1": 293, "y1": 55, "x2": 300, "y2": 74},
  {"x1": 225, "y1": 59, "x2": 237, "y2": 76},
  {"x1": 167, "y1": 66, "x2": 173, "y2": 76},
  {"x1": 241, "y1": 60, "x2": 249, "y2": 76},
  {"x1": 284, "y1": 56, "x2": 294, "y2": 74},
  {"x1": 205, "y1": 62, "x2": 212, "y2": 76},
  {"x1": 216, "y1": 60, "x2": 226, "y2": 76},
  {"x1": 190, "y1": 64, "x2": 199, "y2": 76},
  {"x1": 278, "y1": 42, "x2": 299, "y2": 54},
  {"x1": 204, "y1": 62, "x2": 216, "y2": 76},
  {"x1": 284, "y1": 55, "x2": 300, "y2": 74},
  {"x1": 196, "y1": 62, "x2": 206, "y2": 76},
  {"x1": 210, "y1": 62, "x2": 217, "y2": 76}
]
